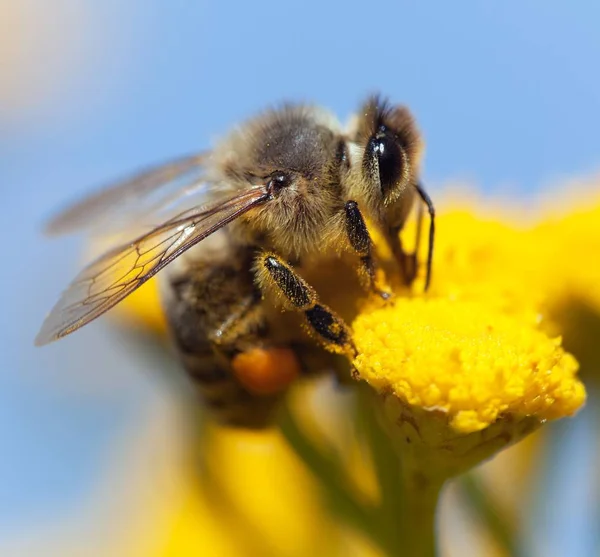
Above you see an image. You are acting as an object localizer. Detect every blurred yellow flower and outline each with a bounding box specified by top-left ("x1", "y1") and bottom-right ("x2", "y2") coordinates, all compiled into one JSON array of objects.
[
  {"x1": 154, "y1": 427, "x2": 348, "y2": 557},
  {"x1": 529, "y1": 190, "x2": 600, "y2": 379},
  {"x1": 113, "y1": 278, "x2": 168, "y2": 335}
]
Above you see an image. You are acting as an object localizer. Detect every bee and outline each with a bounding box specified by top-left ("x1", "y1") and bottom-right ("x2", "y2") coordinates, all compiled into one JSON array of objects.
[{"x1": 36, "y1": 95, "x2": 435, "y2": 428}]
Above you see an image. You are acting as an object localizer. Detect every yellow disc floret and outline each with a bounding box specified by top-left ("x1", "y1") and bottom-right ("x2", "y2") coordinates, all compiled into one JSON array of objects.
[{"x1": 352, "y1": 297, "x2": 586, "y2": 434}]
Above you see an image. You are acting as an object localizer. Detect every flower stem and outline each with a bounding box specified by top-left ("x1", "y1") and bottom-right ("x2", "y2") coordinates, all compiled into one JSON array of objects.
[
  {"x1": 357, "y1": 387, "x2": 443, "y2": 556},
  {"x1": 396, "y1": 465, "x2": 442, "y2": 557},
  {"x1": 279, "y1": 403, "x2": 392, "y2": 553},
  {"x1": 460, "y1": 472, "x2": 520, "y2": 557}
]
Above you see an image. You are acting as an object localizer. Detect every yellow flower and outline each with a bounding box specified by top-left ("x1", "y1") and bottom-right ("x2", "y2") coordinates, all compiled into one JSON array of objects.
[
  {"x1": 347, "y1": 201, "x2": 588, "y2": 555},
  {"x1": 106, "y1": 188, "x2": 597, "y2": 556},
  {"x1": 351, "y1": 202, "x2": 586, "y2": 481},
  {"x1": 529, "y1": 190, "x2": 600, "y2": 379},
  {"x1": 112, "y1": 277, "x2": 168, "y2": 336},
  {"x1": 154, "y1": 426, "x2": 351, "y2": 557},
  {"x1": 353, "y1": 298, "x2": 583, "y2": 435}
]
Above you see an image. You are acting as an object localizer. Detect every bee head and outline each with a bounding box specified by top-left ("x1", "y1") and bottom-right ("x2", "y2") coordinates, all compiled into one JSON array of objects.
[
  {"x1": 216, "y1": 104, "x2": 346, "y2": 257},
  {"x1": 345, "y1": 96, "x2": 424, "y2": 220}
]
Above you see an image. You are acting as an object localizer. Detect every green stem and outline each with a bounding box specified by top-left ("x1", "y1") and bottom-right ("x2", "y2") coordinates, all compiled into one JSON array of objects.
[
  {"x1": 354, "y1": 387, "x2": 405, "y2": 541},
  {"x1": 279, "y1": 404, "x2": 393, "y2": 553},
  {"x1": 460, "y1": 473, "x2": 520, "y2": 557},
  {"x1": 396, "y1": 467, "x2": 442, "y2": 557},
  {"x1": 280, "y1": 393, "x2": 444, "y2": 556},
  {"x1": 358, "y1": 387, "x2": 443, "y2": 556}
]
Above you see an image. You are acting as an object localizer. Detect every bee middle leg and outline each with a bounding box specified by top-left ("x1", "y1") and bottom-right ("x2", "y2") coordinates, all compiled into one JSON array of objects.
[
  {"x1": 387, "y1": 226, "x2": 418, "y2": 285},
  {"x1": 344, "y1": 200, "x2": 391, "y2": 300},
  {"x1": 387, "y1": 183, "x2": 435, "y2": 289},
  {"x1": 257, "y1": 253, "x2": 356, "y2": 358}
]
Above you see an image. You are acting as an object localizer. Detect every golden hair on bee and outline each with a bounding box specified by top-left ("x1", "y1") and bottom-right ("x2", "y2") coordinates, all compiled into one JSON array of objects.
[{"x1": 208, "y1": 104, "x2": 348, "y2": 258}]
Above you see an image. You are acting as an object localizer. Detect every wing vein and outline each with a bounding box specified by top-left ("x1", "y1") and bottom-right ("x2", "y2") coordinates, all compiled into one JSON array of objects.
[{"x1": 35, "y1": 187, "x2": 269, "y2": 345}]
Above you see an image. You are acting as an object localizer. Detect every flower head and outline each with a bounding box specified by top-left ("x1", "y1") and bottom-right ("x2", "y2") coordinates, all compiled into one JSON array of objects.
[
  {"x1": 352, "y1": 204, "x2": 587, "y2": 480},
  {"x1": 353, "y1": 297, "x2": 583, "y2": 435}
]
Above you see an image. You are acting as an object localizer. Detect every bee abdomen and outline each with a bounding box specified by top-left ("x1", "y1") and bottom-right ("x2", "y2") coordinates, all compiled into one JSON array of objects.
[
  {"x1": 162, "y1": 248, "x2": 284, "y2": 428},
  {"x1": 181, "y1": 352, "x2": 280, "y2": 428}
]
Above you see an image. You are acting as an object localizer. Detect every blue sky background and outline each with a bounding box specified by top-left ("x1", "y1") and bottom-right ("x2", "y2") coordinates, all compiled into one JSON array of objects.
[{"x1": 1, "y1": 0, "x2": 599, "y2": 552}]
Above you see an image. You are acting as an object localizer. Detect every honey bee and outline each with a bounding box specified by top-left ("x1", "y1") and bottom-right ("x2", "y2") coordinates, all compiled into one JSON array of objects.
[{"x1": 36, "y1": 95, "x2": 435, "y2": 428}]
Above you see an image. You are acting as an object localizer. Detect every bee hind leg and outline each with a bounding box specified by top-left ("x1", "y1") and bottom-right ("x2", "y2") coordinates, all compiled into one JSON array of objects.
[
  {"x1": 165, "y1": 263, "x2": 293, "y2": 428},
  {"x1": 257, "y1": 253, "x2": 356, "y2": 358}
]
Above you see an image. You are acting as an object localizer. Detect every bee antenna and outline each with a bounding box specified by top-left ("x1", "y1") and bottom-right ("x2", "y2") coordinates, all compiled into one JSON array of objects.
[{"x1": 415, "y1": 182, "x2": 435, "y2": 291}]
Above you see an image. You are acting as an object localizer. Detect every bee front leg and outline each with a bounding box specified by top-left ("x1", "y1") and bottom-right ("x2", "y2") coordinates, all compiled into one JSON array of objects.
[
  {"x1": 344, "y1": 200, "x2": 391, "y2": 300},
  {"x1": 257, "y1": 253, "x2": 356, "y2": 358}
]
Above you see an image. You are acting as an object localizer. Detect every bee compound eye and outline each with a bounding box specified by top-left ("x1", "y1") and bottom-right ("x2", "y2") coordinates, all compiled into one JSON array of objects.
[{"x1": 367, "y1": 134, "x2": 404, "y2": 195}]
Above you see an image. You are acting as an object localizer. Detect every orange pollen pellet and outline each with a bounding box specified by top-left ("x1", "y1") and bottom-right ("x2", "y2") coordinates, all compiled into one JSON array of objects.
[{"x1": 232, "y1": 347, "x2": 301, "y2": 395}]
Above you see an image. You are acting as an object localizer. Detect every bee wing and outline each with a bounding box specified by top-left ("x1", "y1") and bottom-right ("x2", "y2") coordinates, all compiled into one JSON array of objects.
[
  {"x1": 36, "y1": 186, "x2": 270, "y2": 346},
  {"x1": 44, "y1": 153, "x2": 208, "y2": 237}
]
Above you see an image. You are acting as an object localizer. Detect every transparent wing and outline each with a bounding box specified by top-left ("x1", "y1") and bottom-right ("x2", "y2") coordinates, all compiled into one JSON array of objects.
[
  {"x1": 36, "y1": 186, "x2": 270, "y2": 346},
  {"x1": 45, "y1": 153, "x2": 208, "y2": 236}
]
